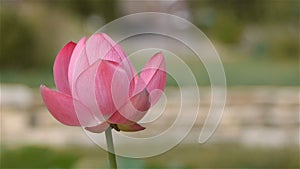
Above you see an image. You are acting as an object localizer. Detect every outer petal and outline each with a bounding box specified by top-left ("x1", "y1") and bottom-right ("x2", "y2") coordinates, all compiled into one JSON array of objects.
[
  {"x1": 40, "y1": 85, "x2": 97, "y2": 126},
  {"x1": 140, "y1": 52, "x2": 166, "y2": 105},
  {"x1": 118, "y1": 123, "x2": 145, "y2": 132},
  {"x1": 53, "y1": 42, "x2": 76, "y2": 95},
  {"x1": 68, "y1": 37, "x2": 86, "y2": 87},
  {"x1": 108, "y1": 89, "x2": 150, "y2": 124}
]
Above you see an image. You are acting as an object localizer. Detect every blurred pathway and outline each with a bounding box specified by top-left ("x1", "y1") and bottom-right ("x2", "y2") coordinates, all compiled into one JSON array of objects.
[{"x1": 1, "y1": 84, "x2": 299, "y2": 147}]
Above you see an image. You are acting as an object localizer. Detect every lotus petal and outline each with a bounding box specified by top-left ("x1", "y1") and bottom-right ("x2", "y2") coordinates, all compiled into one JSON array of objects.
[
  {"x1": 140, "y1": 52, "x2": 166, "y2": 105},
  {"x1": 40, "y1": 85, "x2": 97, "y2": 126},
  {"x1": 68, "y1": 37, "x2": 86, "y2": 87},
  {"x1": 54, "y1": 42, "x2": 76, "y2": 95}
]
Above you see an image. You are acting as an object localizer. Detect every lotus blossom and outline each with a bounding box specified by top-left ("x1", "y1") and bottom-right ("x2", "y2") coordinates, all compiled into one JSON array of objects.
[{"x1": 40, "y1": 33, "x2": 166, "y2": 133}]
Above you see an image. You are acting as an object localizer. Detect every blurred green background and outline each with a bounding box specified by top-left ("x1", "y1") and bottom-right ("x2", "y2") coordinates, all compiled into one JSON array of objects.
[
  {"x1": 0, "y1": 0, "x2": 299, "y2": 87},
  {"x1": 0, "y1": 0, "x2": 299, "y2": 169}
]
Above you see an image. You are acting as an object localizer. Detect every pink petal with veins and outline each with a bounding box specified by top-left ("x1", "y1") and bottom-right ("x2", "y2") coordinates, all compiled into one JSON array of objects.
[
  {"x1": 73, "y1": 60, "x2": 104, "y2": 122},
  {"x1": 40, "y1": 85, "x2": 97, "y2": 126},
  {"x1": 86, "y1": 33, "x2": 136, "y2": 79},
  {"x1": 68, "y1": 37, "x2": 86, "y2": 87},
  {"x1": 70, "y1": 45, "x2": 90, "y2": 92},
  {"x1": 95, "y1": 60, "x2": 130, "y2": 120},
  {"x1": 86, "y1": 33, "x2": 123, "y2": 64}
]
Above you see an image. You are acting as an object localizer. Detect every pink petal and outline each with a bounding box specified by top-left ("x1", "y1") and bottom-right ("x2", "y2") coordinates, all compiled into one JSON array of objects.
[
  {"x1": 108, "y1": 89, "x2": 150, "y2": 124},
  {"x1": 95, "y1": 60, "x2": 131, "y2": 120},
  {"x1": 131, "y1": 89, "x2": 151, "y2": 112},
  {"x1": 53, "y1": 42, "x2": 76, "y2": 95},
  {"x1": 129, "y1": 74, "x2": 139, "y2": 97},
  {"x1": 131, "y1": 77, "x2": 147, "y2": 96},
  {"x1": 85, "y1": 33, "x2": 137, "y2": 79},
  {"x1": 73, "y1": 60, "x2": 104, "y2": 122},
  {"x1": 71, "y1": 48, "x2": 90, "y2": 91},
  {"x1": 68, "y1": 37, "x2": 86, "y2": 87},
  {"x1": 140, "y1": 52, "x2": 166, "y2": 105},
  {"x1": 100, "y1": 33, "x2": 127, "y2": 60},
  {"x1": 85, "y1": 33, "x2": 125, "y2": 64},
  {"x1": 118, "y1": 123, "x2": 145, "y2": 132},
  {"x1": 40, "y1": 85, "x2": 97, "y2": 126},
  {"x1": 85, "y1": 122, "x2": 109, "y2": 133}
]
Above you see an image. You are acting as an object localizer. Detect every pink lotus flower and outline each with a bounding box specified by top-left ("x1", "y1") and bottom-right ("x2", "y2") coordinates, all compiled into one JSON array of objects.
[{"x1": 40, "y1": 33, "x2": 166, "y2": 133}]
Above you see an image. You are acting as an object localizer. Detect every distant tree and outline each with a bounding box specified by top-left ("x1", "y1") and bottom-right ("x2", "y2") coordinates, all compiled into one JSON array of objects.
[{"x1": 0, "y1": 10, "x2": 37, "y2": 69}]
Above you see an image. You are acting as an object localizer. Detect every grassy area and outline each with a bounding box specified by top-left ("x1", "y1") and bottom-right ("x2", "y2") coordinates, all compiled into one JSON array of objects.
[
  {"x1": 1, "y1": 68, "x2": 55, "y2": 88},
  {"x1": 0, "y1": 146, "x2": 80, "y2": 169},
  {"x1": 1, "y1": 59, "x2": 298, "y2": 88},
  {"x1": 185, "y1": 58, "x2": 299, "y2": 86},
  {"x1": 222, "y1": 59, "x2": 299, "y2": 86},
  {"x1": 1, "y1": 143, "x2": 298, "y2": 168}
]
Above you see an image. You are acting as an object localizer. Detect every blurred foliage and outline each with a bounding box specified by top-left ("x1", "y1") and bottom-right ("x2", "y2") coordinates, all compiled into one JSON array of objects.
[
  {"x1": 269, "y1": 33, "x2": 299, "y2": 60},
  {"x1": 0, "y1": 0, "x2": 118, "y2": 71},
  {"x1": 52, "y1": 0, "x2": 118, "y2": 23},
  {"x1": 0, "y1": 146, "x2": 80, "y2": 168},
  {"x1": 0, "y1": 10, "x2": 37, "y2": 69},
  {"x1": 210, "y1": 14, "x2": 243, "y2": 44},
  {"x1": 189, "y1": 0, "x2": 299, "y2": 26},
  {"x1": 188, "y1": 0, "x2": 299, "y2": 59}
]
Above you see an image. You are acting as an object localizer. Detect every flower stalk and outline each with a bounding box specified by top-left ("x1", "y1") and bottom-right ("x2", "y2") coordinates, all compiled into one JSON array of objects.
[{"x1": 105, "y1": 126, "x2": 118, "y2": 169}]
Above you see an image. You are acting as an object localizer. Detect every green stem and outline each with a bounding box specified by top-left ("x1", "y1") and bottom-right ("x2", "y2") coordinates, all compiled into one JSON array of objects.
[{"x1": 105, "y1": 126, "x2": 118, "y2": 169}]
